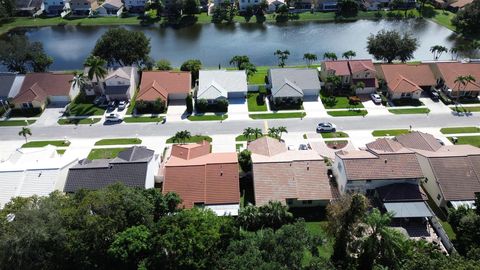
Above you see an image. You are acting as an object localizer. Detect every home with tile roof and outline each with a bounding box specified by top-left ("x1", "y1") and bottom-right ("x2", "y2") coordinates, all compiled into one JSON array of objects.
[
  {"x1": 162, "y1": 141, "x2": 240, "y2": 215},
  {"x1": 247, "y1": 136, "x2": 335, "y2": 207},
  {"x1": 333, "y1": 138, "x2": 425, "y2": 194},
  {"x1": 0, "y1": 73, "x2": 24, "y2": 104},
  {"x1": 138, "y1": 71, "x2": 191, "y2": 105},
  {"x1": 0, "y1": 145, "x2": 78, "y2": 208},
  {"x1": 431, "y1": 62, "x2": 480, "y2": 99},
  {"x1": 85, "y1": 66, "x2": 138, "y2": 101},
  {"x1": 11, "y1": 73, "x2": 78, "y2": 109},
  {"x1": 196, "y1": 70, "x2": 247, "y2": 102},
  {"x1": 64, "y1": 146, "x2": 158, "y2": 193},
  {"x1": 394, "y1": 131, "x2": 480, "y2": 210},
  {"x1": 378, "y1": 63, "x2": 436, "y2": 100},
  {"x1": 268, "y1": 68, "x2": 321, "y2": 105},
  {"x1": 320, "y1": 59, "x2": 378, "y2": 95}
]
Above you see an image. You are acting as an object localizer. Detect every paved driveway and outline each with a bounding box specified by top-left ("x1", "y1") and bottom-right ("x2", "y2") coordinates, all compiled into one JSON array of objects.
[
  {"x1": 303, "y1": 98, "x2": 328, "y2": 118},
  {"x1": 420, "y1": 97, "x2": 451, "y2": 114},
  {"x1": 167, "y1": 100, "x2": 188, "y2": 122},
  {"x1": 362, "y1": 100, "x2": 389, "y2": 116},
  {"x1": 228, "y1": 98, "x2": 249, "y2": 120},
  {"x1": 34, "y1": 107, "x2": 65, "y2": 127}
]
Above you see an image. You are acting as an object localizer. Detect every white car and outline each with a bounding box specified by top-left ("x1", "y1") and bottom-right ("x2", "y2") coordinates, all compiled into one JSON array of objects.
[
  {"x1": 118, "y1": 101, "x2": 127, "y2": 111},
  {"x1": 105, "y1": 113, "x2": 123, "y2": 123},
  {"x1": 316, "y1": 122, "x2": 336, "y2": 133},
  {"x1": 370, "y1": 93, "x2": 382, "y2": 104}
]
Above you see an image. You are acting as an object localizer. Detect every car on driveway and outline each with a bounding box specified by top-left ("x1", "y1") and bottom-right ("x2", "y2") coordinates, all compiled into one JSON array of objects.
[
  {"x1": 105, "y1": 113, "x2": 123, "y2": 123},
  {"x1": 118, "y1": 101, "x2": 127, "y2": 111},
  {"x1": 107, "y1": 101, "x2": 116, "y2": 112},
  {"x1": 316, "y1": 122, "x2": 336, "y2": 133},
  {"x1": 94, "y1": 96, "x2": 106, "y2": 106},
  {"x1": 430, "y1": 91, "x2": 440, "y2": 102},
  {"x1": 370, "y1": 93, "x2": 382, "y2": 104},
  {"x1": 299, "y1": 144, "x2": 310, "y2": 150}
]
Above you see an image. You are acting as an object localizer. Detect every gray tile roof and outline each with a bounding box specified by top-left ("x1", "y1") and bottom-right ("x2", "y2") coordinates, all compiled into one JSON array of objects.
[
  {"x1": 269, "y1": 68, "x2": 321, "y2": 98},
  {"x1": 105, "y1": 85, "x2": 130, "y2": 95},
  {"x1": 64, "y1": 147, "x2": 154, "y2": 193},
  {"x1": 0, "y1": 73, "x2": 16, "y2": 99}
]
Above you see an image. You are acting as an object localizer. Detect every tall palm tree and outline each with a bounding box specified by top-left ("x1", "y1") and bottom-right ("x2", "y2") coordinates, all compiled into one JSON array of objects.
[
  {"x1": 243, "y1": 127, "x2": 254, "y2": 141},
  {"x1": 342, "y1": 50, "x2": 356, "y2": 60},
  {"x1": 229, "y1": 55, "x2": 250, "y2": 70},
  {"x1": 274, "y1": 50, "x2": 290, "y2": 68},
  {"x1": 454, "y1": 75, "x2": 476, "y2": 111},
  {"x1": 173, "y1": 130, "x2": 192, "y2": 144},
  {"x1": 430, "y1": 45, "x2": 448, "y2": 60},
  {"x1": 326, "y1": 75, "x2": 341, "y2": 94},
  {"x1": 303, "y1": 53, "x2": 317, "y2": 67},
  {"x1": 18, "y1": 127, "x2": 31, "y2": 143},
  {"x1": 277, "y1": 126, "x2": 287, "y2": 140},
  {"x1": 323, "y1": 52, "x2": 338, "y2": 61},
  {"x1": 84, "y1": 55, "x2": 107, "y2": 88},
  {"x1": 253, "y1": 128, "x2": 263, "y2": 139},
  {"x1": 70, "y1": 71, "x2": 87, "y2": 94},
  {"x1": 449, "y1": 47, "x2": 459, "y2": 60},
  {"x1": 268, "y1": 127, "x2": 279, "y2": 139}
]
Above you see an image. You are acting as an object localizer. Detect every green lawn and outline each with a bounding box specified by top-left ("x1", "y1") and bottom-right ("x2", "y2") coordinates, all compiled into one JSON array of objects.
[
  {"x1": 236, "y1": 143, "x2": 243, "y2": 152},
  {"x1": 187, "y1": 114, "x2": 228, "y2": 121},
  {"x1": 372, "y1": 129, "x2": 410, "y2": 136},
  {"x1": 123, "y1": 116, "x2": 164, "y2": 123},
  {"x1": 305, "y1": 221, "x2": 333, "y2": 260},
  {"x1": 249, "y1": 112, "x2": 306, "y2": 119},
  {"x1": 451, "y1": 106, "x2": 480, "y2": 113},
  {"x1": 22, "y1": 140, "x2": 70, "y2": 148},
  {"x1": 321, "y1": 131, "x2": 349, "y2": 139},
  {"x1": 321, "y1": 95, "x2": 365, "y2": 109},
  {"x1": 57, "y1": 118, "x2": 101, "y2": 125},
  {"x1": 0, "y1": 120, "x2": 36, "y2": 126},
  {"x1": 87, "y1": 148, "x2": 127, "y2": 160},
  {"x1": 94, "y1": 138, "x2": 142, "y2": 146},
  {"x1": 56, "y1": 149, "x2": 66, "y2": 155},
  {"x1": 440, "y1": 127, "x2": 480, "y2": 134},
  {"x1": 247, "y1": 93, "x2": 268, "y2": 112},
  {"x1": 448, "y1": 136, "x2": 480, "y2": 147},
  {"x1": 431, "y1": 9, "x2": 456, "y2": 31},
  {"x1": 235, "y1": 134, "x2": 265, "y2": 141},
  {"x1": 166, "y1": 135, "x2": 213, "y2": 144},
  {"x1": 388, "y1": 108, "x2": 430, "y2": 114},
  {"x1": 248, "y1": 69, "x2": 268, "y2": 85},
  {"x1": 65, "y1": 102, "x2": 105, "y2": 116},
  {"x1": 327, "y1": 110, "x2": 368, "y2": 117}
]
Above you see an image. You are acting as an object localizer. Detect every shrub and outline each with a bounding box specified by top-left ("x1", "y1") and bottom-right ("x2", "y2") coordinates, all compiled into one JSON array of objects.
[
  {"x1": 438, "y1": 90, "x2": 452, "y2": 105},
  {"x1": 238, "y1": 149, "x2": 252, "y2": 172},
  {"x1": 135, "y1": 99, "x2": 166, "y2": 114},
  {"x1": 186, "y1": 94, "x2": 193, "y2": 114},
  {"x1": 195, "y1": 98, "x2": 208, "y2": 112},
  {"x1": 348, "y1": 96, "x2": 361, "y2": 105},
  {"x1": 216, "y1": 99, "x2": 229, "y2": 112}
]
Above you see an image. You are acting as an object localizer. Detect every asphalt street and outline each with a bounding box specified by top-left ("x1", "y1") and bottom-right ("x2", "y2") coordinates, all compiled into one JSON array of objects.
[{"x1": 0, "y1": 112, "x2": 479, "y2": 141}]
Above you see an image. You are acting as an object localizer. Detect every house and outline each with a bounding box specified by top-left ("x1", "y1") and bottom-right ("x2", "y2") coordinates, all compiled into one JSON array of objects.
[
  {"x1": 42, "y1": 0, "x2": 66, "y2": 15},
  {"x1": 85, "y1": 66, "x2": 138, "y2": 101},
  {"x1": 65, "y1": 0, "x2": 99, "y2": 15},
  {"x1": 333, "y1": 138, "x2": 424, "y2": 194},
  {"x1": 196, "y1": 70, "x2": 247, "y2": 102},
  {"x1": 320, "y1": 59, "x2": 378, "y2": 94},
  {"x1": 247, "y1": 136, "x2": 334, "y2": 207},
  {"x1": 434, "y1": 0, "x2": 473, "y2": 11},
  {"x1": 123, "y1": 0, "x2": 146, "y2": 13},
  {"x1": 378, "y1": 64, "x2": 436, "y2": 100},
  {"x1": 162, "y1": 141, "x2": 240, "y2": 215},
  {"x1": 92, "y1": 0, "x2": 123, "y2": 15},
  {"x1": 268, "y1": 68, "x2": 321, "y2": 103},
  {"x1": 0, "y1": 73, "x2": 24, "y2": 103},
  {"x1": 64, "y1": 146, "x2": 158, "y2": 193},
  {"x1": 238, "y1": 0, "x2": 262, "y2": 11},
  {"x1": 266, "y1": 0, "x2": 285, "y2": 11},
  {"x1": 14, "y1": 0, "x2": 43, "y2": 15},
  {"x1": 11, "y1": 73, "x2": 78, "y2": 109},
  {"x1": 394, "y1": 131, "x2": 480, "y2": 210},
  {"x1": 0, "y1": 145, "x2": 78, "y2": 208},
  {"x1": 138, "y1": 71, "x2": 191, "y2": 104},
  {"x1": 431, "y1": 62, "x2": 480, "y2": 99}
]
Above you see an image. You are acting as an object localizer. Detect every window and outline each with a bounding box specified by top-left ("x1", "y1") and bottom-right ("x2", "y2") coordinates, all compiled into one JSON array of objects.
[
  {"x1": 286, "y1": 199, "x2": 293, "y2": 205},
  {"x1": 424, "y1": 178, "x2": 428, "y2": 183},
  {"x1": 437, "y1": 194, "x2": 441, "y2": 200},
  {"x1": 366, "y1": 180, "x2": 371, "y2": 183}
]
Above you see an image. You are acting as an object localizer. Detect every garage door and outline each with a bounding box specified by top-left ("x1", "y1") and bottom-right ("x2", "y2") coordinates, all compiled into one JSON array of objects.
[
  {"x1": 49, "y1": 96, "x2": 70, "y2": 106},
  {"x1": 303, "y1": 89, "x2": 319, "y2": 100},
  {"x1": 169, "y1": 93, "x2": 188, "y2": 100},
  {"x1": 228, "y1": 91, "x2": 246, "y2": 99}
]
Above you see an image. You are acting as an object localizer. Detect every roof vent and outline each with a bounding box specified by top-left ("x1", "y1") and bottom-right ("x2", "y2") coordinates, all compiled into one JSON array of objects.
[{"x1": 384, "y1": 159, "x2": 388, "y2": 164}]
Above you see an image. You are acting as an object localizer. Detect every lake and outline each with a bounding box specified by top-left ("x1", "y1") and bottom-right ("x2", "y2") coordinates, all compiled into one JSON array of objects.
[{"x1": 16, "y1": 19, "x2": 459, "y2": 70}]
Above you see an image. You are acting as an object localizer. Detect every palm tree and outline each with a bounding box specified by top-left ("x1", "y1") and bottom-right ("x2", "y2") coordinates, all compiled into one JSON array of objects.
[
  {"x1": 70, "y1": 71, "x2": 87, "y2": 94},
  {"x1": 173, "y1": 130, "x2": 191, "y2": 144},
  {"x1": 323, "y1": 52, "x2": 338, "y2": 61},
  {"x1": 243, "y1": 127, "x2": 254, "y2": 141},
  {"x1": 84, "y1": 55, "x2": 107, "y2": 88},
  {"x1": 453, "y1": 75, "x2": 476, "y2": 111},
  {"x1": 430, "y1": 45, "x2": 448, "y2": 60},
  {"x1": 253, "y1": 128, "x2": 263, "y2": 139},
  {"x1": 277, "y1": 126, "x2": 287, "y2": 140},
  {"x1": 342, "y1": 50, "x2": 356, "y2": 60},
  {"x1": 303, "y1": 53, "x2": 317, "y2": 67},
  {"x1": 326, "y1": 75, "x2": 341, "y2": 94},
  {"x1": 240, "y1": 62, "x2": 257, "y2": 78},
  {"x1": 18, "y1": 127, "x2": 31, "y2": 143},
  {"x1": 267, "y1": 127, "x2": 279, "y2": 139},
  {"x1": 449, "y1": 47, "x2": 459, "y2": 60},
  {"x1": 274, "y1": 50, "x2": 290, "y2": 68},
  {"x1": 259, "y1": 201, "x2": 293, "y2": 230},
  {"x1": 229, "y1": 55, "x2": 250, "y2": 70}
]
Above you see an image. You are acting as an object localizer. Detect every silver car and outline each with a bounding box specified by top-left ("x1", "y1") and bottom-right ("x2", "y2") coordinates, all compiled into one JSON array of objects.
[
  {"x1": 370, "y1": 93, "x2": 382, "y2": 104},
  {"x1": 316, "y1": 122, "x2": 336, "y2": 132},
  {"x1": 105, "y1": 113, "x2": 123, "y2": 123},
  {"x1": 118, "y1": 101, "x2": 127, "y2": 111}
]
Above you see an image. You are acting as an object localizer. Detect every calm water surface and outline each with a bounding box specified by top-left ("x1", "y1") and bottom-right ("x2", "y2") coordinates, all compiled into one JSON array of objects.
[{"x1": 18, "y1": 19, "x2": 459, "y2": 70}]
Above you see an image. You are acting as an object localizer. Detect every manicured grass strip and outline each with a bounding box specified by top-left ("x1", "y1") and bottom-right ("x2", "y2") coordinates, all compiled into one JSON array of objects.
[
  {"x1": 235, "y1": 134, "x2": 265, "y2": 141},
  {"x1": 451, "y1": 106, "x2": 480, "y2": 113},
  {"x1": 388, "y1": 108, "x2": 430, "y2": 114},
  {"x1": 247, "y1": 93, "x2": 267, "y2": 112},
  {"x1": 440, "y1": 220, "x2": 456, "y2": 241},
  {"x1": 58, "y1": 118, "x2": 101, "y2": 125},
  {"x1": 321, "y1": 94, "x2": 365, "y2": 109},
  {"x1": 87, "y1": 148, "x2": 127, "y2": 160},
  {"x1": 187, "y1": 114, "x2": 228, "y2": 121},
  {"x1": 372, "y1": 129, "x2": 410, "y2": 137},
  {"x1": 123, "y1": 116, "x2": 164, "y2": 123},
  {"x1": 66, "y1": 103, "x2": 105, "y2": 116},
  {"x1": 327, "y1": 110, "x2": 367, "y2": 117},
  {"x1": 249, "y1": 112, "x2": 306, "y2": 119},
  {"x1": 166, "y1": 135, "x2": 212, "y2": 144},
  {"x1": 56, "y1": 149, "x2": 66, "y2": 155},
  {"x1": 321, "y1": 131, "x2": 349, "y2": 139},
  {"x1": 440, "y1": 127, "x2": 480, "y2": 134},
  {"x1": 247, "y1": 69, "x2": 268, "y2": 85},
  {"x1": 0, "y1": 120, "x2": 36, "y2": 126},
  {"x1": 94, "y1": 138, "x2": 142, "y2": 146},
  {"x1": 448, "y1": 136, "x2": 480, "y2": 147},
  {"x1": 22, "y1": 140, "x2": 70, "y2": 148},
  {"x1": 236, "y1": 143, "x2": 243, "y2": 152}
]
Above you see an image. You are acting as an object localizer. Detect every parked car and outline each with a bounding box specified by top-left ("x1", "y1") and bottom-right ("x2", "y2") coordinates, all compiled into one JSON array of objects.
[
  {"x1": 105, "y1": 113, "x2": 123, "y2": 123},
  {"x1": 94, "y1": 96, "x2": 106, "y2": 106},
  {"x1": 288, "y1": 145, "x2": 296, "y2": 151},
  {"x1": 299, "y1": 144, "x2": 310, "y2": 150},
  {"x1": 370, "y1": 93, "x2": 382, "y2": 104},
  {"x1": 118, "y1": 101, "x2": 127, "y2": 111},
  {"x1": 107, "y1": 101, "x2": 116, "y2": 112},
  {"x1": 430, "y1": 91, "x2": 440, "y2": 102},
  {"x1": 436, "y1": 138, "x2": 445, "y2": 145},
  {"x1": 316, "y1": 122, "x2": 336, "y2": 133}
]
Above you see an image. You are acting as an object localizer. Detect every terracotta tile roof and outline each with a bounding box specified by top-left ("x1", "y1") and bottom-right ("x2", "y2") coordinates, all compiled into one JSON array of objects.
[
  {"x1": 324, "y1": 61, "x2": 350, "y2": 76},
  {"x1": 170, "y1": 141, "x2": 211, "y2": 161},
  {"x1": 395, "y1": 131, "x2": 442, "y2": 152},
  {"x1": 429, "y1": 155, "x2": 480, "y2": 201},
  {"x1": 434, "y1": 62, "x2": 480, "y2": 92},
  {"x1": 366, "y1": 138, "x2": 413, "y2": 154},
  {"x1": 377, "y1": 183, "x2": 428, "y2": 202},
  {"x1": 247, "y1": 136, "x2": 287, "y2": 157},
  {"x1": 380, "y1": 64, "x2": 436, "y2": 93},
  {"x1": 163, "y1": 142, "x2": 239, "y2": 208},
  {"x1": 348, "y1": 59, "x2": 376, "y2": 74},
  {"x1": 450, "y1": 0, "x2": 473, "y2": 8},
  {"x1": 138, "y1": 71, "x2": 191, "y2": 102},
  {"x1": 252, "y1": 160, "x2": 333, "y2": 206},
  {"x1": 12, "y1": 73, "x2": 72, "y2": 104}
]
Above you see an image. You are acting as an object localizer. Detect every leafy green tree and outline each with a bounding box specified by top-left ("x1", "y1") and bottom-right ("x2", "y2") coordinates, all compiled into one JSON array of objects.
[
  {"x1": 185, "y1": 94, "x2": 194, "y2": 114},
  {"x1": 0, "y1": 0, "x2": 15, "y2": 21},
  {"x1": 452, "y1": 0, "x2": 480, "y2": 36},
  {"x1": 325, "y1": 75, "x2": 341, "y2": 94},
  {"x1": 303, "y1": 53, "x2": 318, "y2": 67},
  {"x1": 211, "y1": 6, "x2": 226, "y2": 23},
  {"x1": 338, "y1": 0, "x2": 358, "y2": 17},
  {"x1": 238, "y1": 201, "x2": 294, "y2": 231},
  {"x1": 323, "y1": 52, "x2": 338, "y2": 61},
  {"x1": 155, "y1": 59, "x2": 172, "y2": 70},
  {"x1": 453, "y1": 75, "x2": 476, "y2": 109},
  {"x1": 84, "y1": 55, "x2": 107, "y2": 87},
  {"x1": 0, "y1": 35, "x2": 52, "y2": 73},
  {"x1": 268, "y1": 127, "x2": 279, "y2": 138},
  {"x1": 243, "y1": 127, "x2": 254, "y2": 141},
  {"x1": 18, "y1": 127, "x2": 31, "y2": 143},
  {"x1": 430, "y1": 45, "x2": 448, "y2": 60},
  {"x1": 240, "y1": 62, "x2": 257, "y2": 78},
  {"x1": 230, "y1": 55, "x2": 250, "y2": 69},
  {"x1": 342, "y1": 50, "x2": 356, "y2": 59},
  {"x1": 92, "y1": 28, "x2": 151, "y2": 66},
  {"x1": 238, "y1": 149, "x2": 252, "y2": 172},
  {"x1": 108, "y1": 225, "x2": 152, "y2": 269},
  {"x1": 195, "y1": 98, "x2": 208, "y2": 112},
  {"x1": 216, "y1": 98, "x2": 229, "y2": 111},
  {"x1": 180, "y1": 59, "x2": 202, "y2": 85},
  {"x1": 274, "y1": 49, "x2": 290, "y2": 67},
  {"x1": 182, "y1": 0, "x2": 200, "y2": 15},
  {"x1": 253, "y1": 128, "x2": 263, "y2": 139},
  {"x1": 367, "y1": 30, "x2": 419, "y2": 63}
]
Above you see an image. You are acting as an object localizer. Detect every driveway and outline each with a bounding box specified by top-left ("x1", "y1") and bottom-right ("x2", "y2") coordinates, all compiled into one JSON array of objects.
[
  {"x1": 34, "y1": 107, "x2": 66, "y2": 127},
  {"x1": 167, "y1": 100, "x2": 188, "y2": 122},
  {"x1": 420, "y1": 97, "x2": 451, "y2": 114},
  {"x1": 362, "y1": 99, "x2": 389, "y2": 116},
  {"x1": 303, "y1": 98, "x2": 328, "y2": 118},
  {"x1": 227, "y1": 98, "x2": 249, "y2": 121}
]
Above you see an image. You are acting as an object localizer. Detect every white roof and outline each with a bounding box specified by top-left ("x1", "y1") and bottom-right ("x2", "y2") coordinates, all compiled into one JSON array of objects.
[
  {"x1": 451, "y1": 200, "x2": 476, "y2": 209},
  {"x1": 197, "y1": 70, "x2": 247, "y2": 100},
  {"x1": 9, "y1": 75, "x2": 25, "y2": 98},
  {"x1": 205, "y1": 203, "x2": 239, "y2": 216},
  {"x1": 0, "y1": 146, "x2": 78, "y2": 208}
]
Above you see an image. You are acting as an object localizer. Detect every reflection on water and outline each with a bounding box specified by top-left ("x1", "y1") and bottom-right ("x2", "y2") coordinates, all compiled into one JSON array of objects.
[{"x1": 8, "y1": 19, "x2": 461, "y2": 70}]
